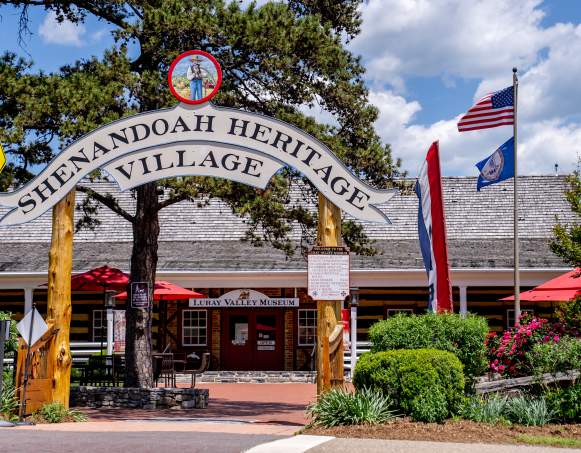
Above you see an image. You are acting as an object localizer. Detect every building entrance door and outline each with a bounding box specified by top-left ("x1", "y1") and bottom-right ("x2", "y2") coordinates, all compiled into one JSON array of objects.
[{"x1": 222, "y1": 310, "x2": 284, "y2": 370}]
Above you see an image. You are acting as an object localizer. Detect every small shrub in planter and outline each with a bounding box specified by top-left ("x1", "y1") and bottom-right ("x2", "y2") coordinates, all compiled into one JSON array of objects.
[
  {"x1": 353, "y1": 348, "x2": 465, "y2": 423},
  {"x1": 306, "y1": 387, "x2": 396, "y2": 427},
  {"x1": 368, "y1": 313, "x2": 488, "y2": 385}
]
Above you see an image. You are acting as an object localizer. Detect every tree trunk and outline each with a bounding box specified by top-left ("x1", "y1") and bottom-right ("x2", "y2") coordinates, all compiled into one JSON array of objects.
[
  {"x1": 316, "y1": 193, "x2": 344, "y2": 394},
  {"x1": 46, "y1": 189, "x2": 75, "y2": 407},
  {"x1": 125, "y1": 182, "x2": 159, "y2": 388}
]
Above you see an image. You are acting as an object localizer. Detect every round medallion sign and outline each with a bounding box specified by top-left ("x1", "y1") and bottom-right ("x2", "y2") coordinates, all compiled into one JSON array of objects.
[{"x1": 168, "y1": 50, "x2": 222, "y2": 105}]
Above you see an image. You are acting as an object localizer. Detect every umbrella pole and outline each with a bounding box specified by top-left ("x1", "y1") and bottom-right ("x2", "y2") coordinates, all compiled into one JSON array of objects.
[{"x1": 101, "y1": 288, "x2": 106, "y2": 356}]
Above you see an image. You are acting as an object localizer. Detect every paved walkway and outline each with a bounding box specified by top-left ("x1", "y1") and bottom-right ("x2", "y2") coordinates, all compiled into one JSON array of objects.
[
  {"x1": 307, "y1": 438, "x2": 581, "y2": 453},
  {"x1": 82, "y1": 383, "x2": 317, "y2": 426}
]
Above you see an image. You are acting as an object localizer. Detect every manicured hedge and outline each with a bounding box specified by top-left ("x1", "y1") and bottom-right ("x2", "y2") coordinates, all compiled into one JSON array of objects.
[
  {"x1": 353, "y1": 348, "x2": 465, "y2": 422},
  {"x1": 369, "y1": 313, "x2": 488, "y2": 384}
]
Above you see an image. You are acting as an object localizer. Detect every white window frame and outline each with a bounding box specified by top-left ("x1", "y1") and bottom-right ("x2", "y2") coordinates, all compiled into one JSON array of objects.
[
  {"x1": 298, "y1": 309, "x2": 317, "y2": 346},
  {"x1": 386, "y1": 308, "x2": 414, "y2": 318},
  {"x1": 506, "y1": 309, "x2": 534, "y2": 328},
  {"x1": 182, "y1": 309, "x2": 208, "y2": 347},
  {"x1": 92, "y1": 309, "x2": 106, "y2": 342}
]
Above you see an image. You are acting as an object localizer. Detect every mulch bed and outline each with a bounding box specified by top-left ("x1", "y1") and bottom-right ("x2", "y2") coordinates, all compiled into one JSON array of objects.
[{"x1": 304, "y1": 418, "x2": 581, "y2": 446}]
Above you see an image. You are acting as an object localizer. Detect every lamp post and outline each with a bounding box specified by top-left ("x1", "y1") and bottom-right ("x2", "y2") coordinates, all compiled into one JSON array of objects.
[
  {"x1": 105, "y1": 290, "x2": 116, "y2": 355},
  {"x1": 350, "y1": 287, "x2": 359, "y2": 375}
]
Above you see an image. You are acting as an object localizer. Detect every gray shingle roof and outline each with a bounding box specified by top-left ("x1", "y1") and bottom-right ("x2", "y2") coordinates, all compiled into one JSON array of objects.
[{"x1": 0, "y1": 175, "x2": 575, "y2": 272}]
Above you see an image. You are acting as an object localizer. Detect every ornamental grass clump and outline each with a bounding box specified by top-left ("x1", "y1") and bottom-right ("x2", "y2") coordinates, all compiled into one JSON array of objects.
[
  {"x1": 33, "y1": 402, "x2": 88, "y2": 424},
  {"x1": 505, "y1": 396, "x2": 554, "y2": 426},
  {"x1": 307, "y1": 387, "x2": 396, "y2": 427},
  {"x1": 461, "y1": 394, "x2": 509, "y2": 424}
]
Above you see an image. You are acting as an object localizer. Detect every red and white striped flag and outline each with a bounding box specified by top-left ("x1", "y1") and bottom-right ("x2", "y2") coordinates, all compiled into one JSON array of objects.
[{"x1": 457, "y1": 86, "x2": 514, "y2": 132}]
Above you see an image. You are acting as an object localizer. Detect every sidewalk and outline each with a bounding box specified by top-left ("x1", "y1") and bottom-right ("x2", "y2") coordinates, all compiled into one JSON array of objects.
[
  {"x1": 81, "y1": 383, "x2": 316, "y2": 426},
  {"x1": 249, "y1": 436, "x2": 581, "y2": 453}
]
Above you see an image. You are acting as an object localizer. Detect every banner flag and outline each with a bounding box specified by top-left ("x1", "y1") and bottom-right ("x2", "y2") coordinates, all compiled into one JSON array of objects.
[
  {"x1": 415, "y1": 142, "x2": 454, "y2": 313},
  {"x1": 475, "y1": 137, "x2": 515, "y2": 191}
]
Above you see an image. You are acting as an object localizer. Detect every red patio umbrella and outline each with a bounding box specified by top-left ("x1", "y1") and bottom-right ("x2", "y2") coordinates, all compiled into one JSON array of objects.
[
  {"x1": 70, "y1": 265, "x2": 130, "y2": 292},
  {"x1": 115, "y1": 281, "x2": 203, "y2": 301},
  {"x1": 502, "y1": 268, "x2": 581, "y2": 302}
]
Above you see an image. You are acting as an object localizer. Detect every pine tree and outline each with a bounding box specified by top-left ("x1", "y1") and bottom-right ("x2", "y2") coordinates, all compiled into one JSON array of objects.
[
  {"x1": 1, "y1": 0, "x2": 404, "y2": 387},
  {"x1": 551, "y1": 170, "x2": 581, "y2": 269}
]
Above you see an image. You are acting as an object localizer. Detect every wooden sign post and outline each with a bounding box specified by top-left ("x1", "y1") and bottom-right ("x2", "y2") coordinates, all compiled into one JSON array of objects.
[
  {"x1": 46, "y1": 189, "x2": 75, "y2": 407},
  {"x1": 315, "y1": 193, "x2": 345, "y2": 394}
]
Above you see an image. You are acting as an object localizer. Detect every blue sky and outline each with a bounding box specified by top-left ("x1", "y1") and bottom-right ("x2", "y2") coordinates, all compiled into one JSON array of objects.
[{"x1": 1, "y1": 0, "x2": 580, "y2": 176}]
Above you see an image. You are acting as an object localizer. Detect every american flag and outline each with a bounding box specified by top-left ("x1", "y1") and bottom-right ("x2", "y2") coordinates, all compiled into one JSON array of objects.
[{"x1": 457, "y1": 86, "x2": 514, "y2": 132}]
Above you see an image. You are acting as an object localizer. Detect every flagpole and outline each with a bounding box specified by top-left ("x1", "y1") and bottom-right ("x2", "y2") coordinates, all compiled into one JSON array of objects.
[{"x1": 512, "y1": 67, "x2": 520, "y2": 325}]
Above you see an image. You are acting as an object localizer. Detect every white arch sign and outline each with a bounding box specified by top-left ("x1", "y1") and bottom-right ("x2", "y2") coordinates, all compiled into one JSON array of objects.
[{"x1": 0, "y1": 103, "x2": 396, "y2": 226}]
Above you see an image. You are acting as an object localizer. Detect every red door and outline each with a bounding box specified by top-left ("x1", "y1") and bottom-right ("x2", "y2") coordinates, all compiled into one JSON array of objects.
[
  {"x1": 222, "y1": 313, "x2": 252, "y2": 370},
  {"x1": 222, "y1": 310, "x2": 284, "y2": 370}
]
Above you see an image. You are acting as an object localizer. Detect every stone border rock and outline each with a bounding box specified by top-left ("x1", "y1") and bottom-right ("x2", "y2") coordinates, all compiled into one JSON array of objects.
[{"x1": 71, "y1": 386, "x2": 209, "y2": 410}]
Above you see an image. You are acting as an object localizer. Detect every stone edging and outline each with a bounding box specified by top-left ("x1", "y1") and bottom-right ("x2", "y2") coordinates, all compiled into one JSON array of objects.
[{"x1": 70, "y1": 386, "x2": 209, "y2": 409}]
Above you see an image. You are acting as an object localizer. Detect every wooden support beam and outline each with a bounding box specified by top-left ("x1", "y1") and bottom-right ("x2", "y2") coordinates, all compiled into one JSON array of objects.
[
  {"x1": 46, "y1": 190, "x2": 75, "y2": 408},
  {"x1": 316, "y1": 193, "x2": 344, "y2": 394}
]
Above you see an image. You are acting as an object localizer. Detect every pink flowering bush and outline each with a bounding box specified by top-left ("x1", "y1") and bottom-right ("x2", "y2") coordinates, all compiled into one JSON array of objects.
[{"x1": 486, "y1": 314, "x2": 565, "y2": 377}]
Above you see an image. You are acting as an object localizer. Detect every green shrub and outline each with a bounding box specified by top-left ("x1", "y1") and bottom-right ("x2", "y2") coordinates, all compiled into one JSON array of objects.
[
  {"x1": 545, "y1": 382, "x2": 581, "y2": 422},
  {"x1": 461, "y1": 394, "x2": 509, "y2": 424},
  {"x1": 0, "y1": 311, "x2": 18, "y2": 353},
  {"x1": 506, "y1": 396, "x2": 554, "y2": 426},
  {"x1": 34, "y1": 402, "x2": 87, "y2": 423},
  {"x1": 368, "y1": 313, "x2": 488, "y2": 385},
  {"x1": 528, "y1": 337, "x2": 581, "y2": 377},
  {"x1": 353, "y1": 348, "x2": 465, "y2": 422},
  {"x1": 306, "y1": 387, "x2": 396, "y2": 427}
]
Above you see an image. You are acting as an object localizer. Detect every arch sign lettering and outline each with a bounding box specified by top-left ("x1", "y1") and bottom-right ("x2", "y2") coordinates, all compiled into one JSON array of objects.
[{"x1": 0, "y1": 51, "x2": 395, "y2": 227}]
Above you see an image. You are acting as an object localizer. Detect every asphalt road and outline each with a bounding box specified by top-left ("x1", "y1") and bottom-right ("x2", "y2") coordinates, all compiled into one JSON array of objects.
[{"x1": 0, "y1": 430, "x2": 284, "y2": 453}]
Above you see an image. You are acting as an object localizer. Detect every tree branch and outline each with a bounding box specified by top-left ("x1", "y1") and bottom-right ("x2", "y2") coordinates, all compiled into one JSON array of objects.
[
  {"x1": 156, "y1": 193, "x2": 191, "y2": 211},
  {"x1": 77, "y1": 185, "x2": 135, "y2": 224}
]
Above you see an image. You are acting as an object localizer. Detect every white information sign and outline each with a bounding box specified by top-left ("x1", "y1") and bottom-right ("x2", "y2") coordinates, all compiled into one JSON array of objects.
[
  {"x1": 308, "y1": 247, "x2": 350, "y2": 301},
  {"x1": 190, "y1": 289, "x2": 299, "y2": 308}
]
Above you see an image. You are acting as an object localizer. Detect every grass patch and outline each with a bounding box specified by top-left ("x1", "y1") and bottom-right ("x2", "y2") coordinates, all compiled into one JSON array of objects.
[{"x1": 515, "y1": 434, "x2": 581, "y2": 448}]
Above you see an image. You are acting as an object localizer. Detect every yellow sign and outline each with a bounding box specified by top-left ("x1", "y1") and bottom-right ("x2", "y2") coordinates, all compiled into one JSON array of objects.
[{"x1": 0, "y1": 144, "x2": 5, "y2": 173}]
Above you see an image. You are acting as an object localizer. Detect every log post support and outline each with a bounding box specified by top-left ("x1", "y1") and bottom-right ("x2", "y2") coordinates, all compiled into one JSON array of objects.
[
  {"x1": 46, "y1": 189, "x2": 75, "y2": 407},
  {"x1": 316, "y1": 193, "x2": 344, "y2": 394}
]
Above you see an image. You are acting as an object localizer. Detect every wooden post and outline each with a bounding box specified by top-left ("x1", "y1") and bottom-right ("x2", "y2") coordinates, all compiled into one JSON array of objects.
[
  {"x1": 46, "y1": 189, "x2": 75, "y2": 407},
  {"x1": 316, "y1": 193, "x2": 344, "y2": 394}
]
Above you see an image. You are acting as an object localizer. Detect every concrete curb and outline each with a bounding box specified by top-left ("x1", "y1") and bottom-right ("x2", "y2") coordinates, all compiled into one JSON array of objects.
[{"x1": 243, "y1": 435, "x2": 334, "y2": 452}]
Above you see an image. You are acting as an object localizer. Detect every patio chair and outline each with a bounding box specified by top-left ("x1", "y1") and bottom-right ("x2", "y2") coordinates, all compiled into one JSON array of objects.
[
  {"x1": 155, "y1": 353, "x2": 176, "y2": 387},
  {"x1": 183, "y1": 352, "x2": 210, "y2": 388}
]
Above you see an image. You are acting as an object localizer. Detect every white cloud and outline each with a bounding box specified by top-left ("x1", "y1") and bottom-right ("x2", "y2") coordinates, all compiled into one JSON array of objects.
[
  {"x1": 352, "y1": 0, "x2": 556, "y2": 91},
  {"x1": 352, "y1": 0, "x2": 581, "y2": 176},
  {"x1": 38, "y1": 11, "x2": 86, "y2": 47}
]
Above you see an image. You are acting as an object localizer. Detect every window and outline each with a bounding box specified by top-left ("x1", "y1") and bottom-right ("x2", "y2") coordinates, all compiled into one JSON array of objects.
[
  {"x1": 506, "y1": 309, "x2": 534, "y2": 328},
  {"x1": 386, "y1": 309, "x2": 413, "y2": 318},
  {"x1": 92, "y1": 309, "x2": 106, "y2": 342},
  {"x1": 298, "y1": 309, "x2": 317, "y2": 346},
  {"x1": 182, "y1": 310, "x2": 207, "y2": 346}
]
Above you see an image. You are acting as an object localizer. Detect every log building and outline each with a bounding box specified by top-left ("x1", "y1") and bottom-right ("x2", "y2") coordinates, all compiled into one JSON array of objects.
[{"x1": 0, "y1": 175, "x2": 574, "y2": 371}]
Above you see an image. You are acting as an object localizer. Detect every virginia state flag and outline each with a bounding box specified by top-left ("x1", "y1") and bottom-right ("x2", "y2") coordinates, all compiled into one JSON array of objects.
[{"x1": 476, "y1": 137, "x2": 514, "y2": 191}]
